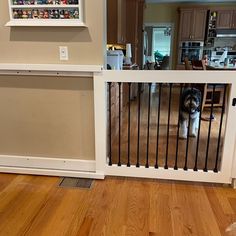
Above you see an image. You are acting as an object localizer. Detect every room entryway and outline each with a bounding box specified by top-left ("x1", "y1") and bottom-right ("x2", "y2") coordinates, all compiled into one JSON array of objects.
[{"x1": 144, "y1": 24, "x2": 174, "y2": 69}]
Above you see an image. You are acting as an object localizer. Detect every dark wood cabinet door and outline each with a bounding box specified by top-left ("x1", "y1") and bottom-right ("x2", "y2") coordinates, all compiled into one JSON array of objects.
[
  {"x1": 125, "y1": 0, "x2": 144, "y2": 67},
  {"x1": 216, "y1": 10, "x2": 233, "y2": 29},
  {"x1": 179, "y1": 9, "x2": 192, "y2": 41},
  {"x1": 107, "y1": 0, "x2": 126, "y2": 44},
  {"x1": 107, "y1": 0, "x2": 118, "y2": 44},
  {"x1": 192, "y1": 9, "x2": 207, "y2": 41},
  {"x1": 117, "y1": 0, "x2": 126, "y2": 44},
  {"x1": 232, "y1": 11, "x2": 236, "y2": 29}
]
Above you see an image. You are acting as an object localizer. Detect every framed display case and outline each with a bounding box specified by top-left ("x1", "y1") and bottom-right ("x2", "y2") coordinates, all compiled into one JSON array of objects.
[{"x1": 6, "y1": 0, "x2": 85, "y2": 27}]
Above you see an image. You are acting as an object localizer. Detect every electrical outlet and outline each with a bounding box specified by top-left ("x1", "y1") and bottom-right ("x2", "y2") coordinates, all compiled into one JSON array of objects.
[{"x1": 59, "y1": 46, "x2": 68, "y2": 61}]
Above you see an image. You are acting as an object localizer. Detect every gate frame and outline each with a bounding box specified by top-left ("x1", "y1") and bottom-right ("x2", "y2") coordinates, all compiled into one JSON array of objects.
[{"x1": 94, "y1": 70, "x2": 236, "y2": 184}]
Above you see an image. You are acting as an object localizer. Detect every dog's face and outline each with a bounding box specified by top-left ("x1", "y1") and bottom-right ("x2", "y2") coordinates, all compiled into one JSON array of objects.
[{"x1": 182, "y1": 88, "x2": 201, "y2": 114}]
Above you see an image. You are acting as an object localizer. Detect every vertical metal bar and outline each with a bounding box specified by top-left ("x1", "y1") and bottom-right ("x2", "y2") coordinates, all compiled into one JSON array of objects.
[
  {"x1": 204, "y1": 84, "x2": 216, "y2": 172},
  {"x1": 127, "y1": 83, "x2": 131, "y2": 167},
  {"x1": 184, "y1": 86, "x2": 193, "y2": 171},
  {"x1": 194, "y1": 84, "x2": 204, "y2": 171},
  {"x1": 155, "y1": 83, "x2": 162, "y2": 169},
  {"x1": 165, "y1": 83, "x2": 172, "y2": 169},
  {"x1": 214, "y1": 84, "x2": 227, "y2": 173},
  {"x1": 136, "y1": 83, "x2": 142, "y2": 168},
  {"x1": 146, "y1": 83, "x2": 152, "y2": 168},
  {"x1": 108, "y1": 82, "x2": 112, "y2": 166},
  {"x1": 174, "y1": 84, "x2": 183, "y2": 170},
  {"x1": 118, "y1": 82, "x2": 121, "y2": 166}
]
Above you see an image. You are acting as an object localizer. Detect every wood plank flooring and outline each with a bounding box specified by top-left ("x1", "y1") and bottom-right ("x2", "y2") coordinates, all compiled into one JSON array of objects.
[
  {"x1": 110, "y1": 84, "x2": 226, "y2": 171},
  {"x1": 0, "y1": 174, "x2": 236, "y2": 236}
]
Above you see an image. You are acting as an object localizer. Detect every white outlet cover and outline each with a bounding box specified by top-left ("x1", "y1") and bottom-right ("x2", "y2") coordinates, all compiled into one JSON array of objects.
[{"x1": 59, "y1": 46, "x2": 68, "y2": 61}]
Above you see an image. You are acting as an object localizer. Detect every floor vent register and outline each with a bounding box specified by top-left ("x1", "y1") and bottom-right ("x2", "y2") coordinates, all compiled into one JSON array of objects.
[{"x1": 59, "y1": 177, "x2": 94, "y2": 189}]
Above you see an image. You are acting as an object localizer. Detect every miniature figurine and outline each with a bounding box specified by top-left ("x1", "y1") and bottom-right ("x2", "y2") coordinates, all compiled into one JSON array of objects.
[
  {"x1": 38, "y1": 10, "x2": 44, "y2": 18},
  {"x1": 18, "y1": 10, "x2": 23, "y2": 18},
  {"x1": 49, "y1": 10, "x2": 54, "y2": 18},
  {"x1": 60, "y1": 10, "x2": 65, "y2": 18},
  {"x1": 60, "y1": 0, "x2": 67, "y2": 4},
  {"x1": 54, "y1": 10, "x2": 59, "y2": 19},
  {"x1": 27, "y1": 10, "x2": 32, "y2": 18},
  {"x1": 22, "y1": 10, "x2": 28, "y2": 19},
  {"x1": 13, "y1": 10, "x2": 18, "y2": 19},
  {"x1": 47, "y1": 0, "x2": 53, "y2": 4},
  {"x1": 73, "y1": 10, "x2": 79, "y2": 19},
  {"x1": 69, "y1": 10, "x2": 74, "y2": 19},
  {"x1": 32, "y1": 9, "x2": 39, "y2": 18},
  {"x1": 43, "y1": 10, "x2": 49, "y2": 18},
  {"x1": 64, "y1": 10, "x2": 69, "y2": 19},
  {"x1": 55, "y1": 0, "x2": 60, "y2": 4}
]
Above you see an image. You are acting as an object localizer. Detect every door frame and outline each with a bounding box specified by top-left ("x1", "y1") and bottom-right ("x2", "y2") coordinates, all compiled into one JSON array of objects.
[{"x1": 144, "y1": 22, "x2": 175, "y2": 69}]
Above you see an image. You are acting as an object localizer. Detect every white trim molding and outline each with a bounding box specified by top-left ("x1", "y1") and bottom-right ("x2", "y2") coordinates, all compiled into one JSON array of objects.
[
  {"x1": 0, "y1": 155, "x2": 95, "y2": 172},
  {"x1": 0, "y1": 64, "x2": 103, "y2": 77},
  {"x1": 0, "y1": 155, "x2": 104, "y2": 179},
  {"x1": 0, "y1": 167, "x2": 104, "y2": 179}
]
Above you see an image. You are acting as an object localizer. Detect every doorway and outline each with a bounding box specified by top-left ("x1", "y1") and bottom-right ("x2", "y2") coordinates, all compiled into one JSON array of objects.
[{"x1": 144, "y1": 23, "x2": 174, "y2": 69}]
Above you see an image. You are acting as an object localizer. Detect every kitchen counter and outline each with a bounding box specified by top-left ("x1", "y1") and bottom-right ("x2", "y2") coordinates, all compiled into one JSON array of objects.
[{"x1": 206, "y1": 62, "x2": 236, "y2": 70}]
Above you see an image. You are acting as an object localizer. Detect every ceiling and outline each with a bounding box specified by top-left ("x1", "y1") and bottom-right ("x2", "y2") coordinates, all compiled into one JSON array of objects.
[{"x1": 146, "y1": 0, "x2": 236, "y2": 3}]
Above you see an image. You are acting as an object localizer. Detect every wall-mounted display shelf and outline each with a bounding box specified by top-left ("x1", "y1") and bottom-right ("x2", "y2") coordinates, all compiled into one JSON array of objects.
[
  {"x1": 6, "y1": 0, "x2": 85, "y2": 27},
  {"x1": 205, "y1": 10, "x2": 217, "y2": 47}
]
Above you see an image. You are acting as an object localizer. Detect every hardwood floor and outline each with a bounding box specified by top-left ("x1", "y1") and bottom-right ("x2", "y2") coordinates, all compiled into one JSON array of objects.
[
  {"x1": 110, "y1": 83, "x2": 226, "y2": 171},
  {"x1": 0, "y1": 174, "x2": 236, "y2": 236}
]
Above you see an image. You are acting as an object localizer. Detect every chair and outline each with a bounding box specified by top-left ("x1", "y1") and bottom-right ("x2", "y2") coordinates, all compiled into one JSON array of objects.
[
  {"x1": 191, "y1": 60, "x2": 225, "y2": 112},
  {"x1": 160, "y1": 56, "x2": 170, "y2": 70},
  {"x1": 191, "y1": 59, "x2": 206, "y2": 70},
  {"x1": 184, "y1": 57, "x2": 191, "y2": 70}
]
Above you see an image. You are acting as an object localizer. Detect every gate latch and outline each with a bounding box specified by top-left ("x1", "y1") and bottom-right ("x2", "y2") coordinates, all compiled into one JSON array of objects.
[{"x1": 232, "y1": 98, "x2": 236, "y2": 106}]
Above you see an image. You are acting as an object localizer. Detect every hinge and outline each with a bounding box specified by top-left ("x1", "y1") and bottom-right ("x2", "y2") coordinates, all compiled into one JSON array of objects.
[{"x1": 232, "y1": 98, "x2": 236, "y2": 106}]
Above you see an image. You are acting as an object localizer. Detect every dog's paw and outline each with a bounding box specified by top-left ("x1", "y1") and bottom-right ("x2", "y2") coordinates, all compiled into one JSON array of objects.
[
  {"x1": 189, "y1": 132, "x2": 197, "y2": 137},
  {"x1": 179, "y1": 133, "x2": 187, "y2": 139}
]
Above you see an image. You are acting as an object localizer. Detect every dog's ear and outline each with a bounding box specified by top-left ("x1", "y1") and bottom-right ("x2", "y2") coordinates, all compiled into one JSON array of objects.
[
  {"x1": 198, "y1": 90, "x2": 202, "y2": 101},
  {"x1": 194, "y1": 88, "x2": 202, "y2": 101}
]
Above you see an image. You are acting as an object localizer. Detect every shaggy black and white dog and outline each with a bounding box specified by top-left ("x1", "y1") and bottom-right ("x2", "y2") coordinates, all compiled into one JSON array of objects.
[{"x1": 179, "y1": 88, "x2": 201, "y2": 139}]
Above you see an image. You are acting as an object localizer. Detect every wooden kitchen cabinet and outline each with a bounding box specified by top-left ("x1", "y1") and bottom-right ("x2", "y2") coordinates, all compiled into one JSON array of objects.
[
  {"x1": 179, "y1": 8, "x2": 207, "y2": 41},
  {"x1": 179, "y1": 9, "x2": 192, "y2": 41},
  {"x1": 107, "y1": 0, "x2": 144, "y2": 67},
  {"x1": 216, "y1": 10, "x2": 233, "y2": 29},
  {"x1": 107, "y1": 0, "x2": 126, "y2": 44},
  {"x1": 126, "y1": 0, "x2": 144, "y2": 66},
  {"x1": 231, "y1": 11, "x2": 236, "y2": 29}
]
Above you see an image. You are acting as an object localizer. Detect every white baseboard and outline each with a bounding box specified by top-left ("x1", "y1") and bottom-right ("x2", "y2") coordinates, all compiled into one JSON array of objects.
[
  {"x1": 0, "y1": 155, "x2": 95, "y2": 172},
  {"x1": 0, "y1": 166, "x2": 104, "y2": 179},
  {"x1": 0, "y1": 155, "x2": 104, "y2": 179}
]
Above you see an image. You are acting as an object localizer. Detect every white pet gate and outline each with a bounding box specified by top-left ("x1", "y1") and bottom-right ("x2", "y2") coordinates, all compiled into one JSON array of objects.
[{"x1": 94, "y1": 70, "x2": 236, "y2": 184}]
